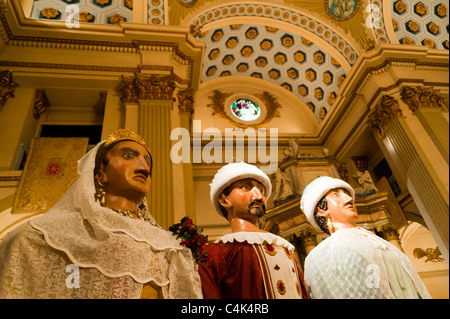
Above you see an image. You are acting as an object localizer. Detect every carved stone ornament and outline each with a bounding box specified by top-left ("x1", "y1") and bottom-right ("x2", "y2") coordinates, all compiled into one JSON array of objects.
[
  {"x1": 367, "y1": 95, "x2": 403, "y2": 136},
  {"x1": 177, "y1": 88, "x2": 194, "y2": 113},
  {"x1": 121, "y1": 73, "x2": 175, "y2": 103},
  {"x1": 0, "y1": 70, "x2": 19, "y2": 111},
  {"x1": 400, "y1": 86, "x2": 447, "y2": 113},
  {"x1": 33, "y1": 89, "x2": 50, "y2": 119}
]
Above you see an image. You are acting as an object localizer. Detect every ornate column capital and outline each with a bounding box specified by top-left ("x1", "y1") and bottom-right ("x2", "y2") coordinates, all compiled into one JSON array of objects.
[
  {"x1": 367, "y1": 95, "x2": 403, "y2": 136},
  {"x1": 0, "y1": 70, "x2": 19, "y2": 111},
  {"x1": 121, "y1": 72, "x2": 176, "y2": 104},
  {"x1": 375, "y1": 223, "x2": 400, "y2": 242},
  {"x1": 293, "y1": 229, "x2": 318, "y2": 248},
  {"x1": 177, "y1": 88, "x2": 194, "y2": 114},
  {"x1": 401, "y1": 86, "x2": 447, "y2": 113}
]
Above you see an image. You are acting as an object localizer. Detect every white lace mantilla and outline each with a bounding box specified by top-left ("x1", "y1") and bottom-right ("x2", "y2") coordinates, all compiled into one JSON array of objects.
[
  {"x1": 215, "y1": 231, "x2": 294, "y2": 250},
  {"x1": 0, "y1": 141, "x2": 202, "y2": 299}
]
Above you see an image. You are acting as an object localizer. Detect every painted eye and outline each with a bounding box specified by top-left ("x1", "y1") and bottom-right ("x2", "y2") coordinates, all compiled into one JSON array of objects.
[{"x1": 123, "y1": 153, "x2": 135, "y2": 159}]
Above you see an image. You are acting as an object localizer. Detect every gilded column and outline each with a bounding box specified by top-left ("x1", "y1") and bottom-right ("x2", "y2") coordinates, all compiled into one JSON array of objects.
[
  {"x1": 175, "y1": 88, "x2": 196, "y2": 222},
  {"x1": 401, "y1": 86, "x2": 449, "y2": 164},
  {"x1": 367, "y1": 95, "x2": 449, "y2": 263}
]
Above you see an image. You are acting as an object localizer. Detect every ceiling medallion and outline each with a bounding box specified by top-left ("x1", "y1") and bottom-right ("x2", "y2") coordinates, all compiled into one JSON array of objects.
[
  {"x1": 325, "y1": 0, "x2": 360, "y2": 21},
  {"x1": 177, "y1": 0, "x2": 197, "y2": 8}
]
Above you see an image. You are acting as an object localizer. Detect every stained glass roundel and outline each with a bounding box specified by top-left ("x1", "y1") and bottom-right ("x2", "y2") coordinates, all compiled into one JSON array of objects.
[{"x1": 230, "y1": 98, "x2": 261, "y2": 121}]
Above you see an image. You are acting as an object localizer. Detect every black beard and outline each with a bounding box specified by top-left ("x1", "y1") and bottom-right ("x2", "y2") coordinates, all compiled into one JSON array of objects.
[{"x1": 248, "y1": 200, "x2": 266, "y2": 218}]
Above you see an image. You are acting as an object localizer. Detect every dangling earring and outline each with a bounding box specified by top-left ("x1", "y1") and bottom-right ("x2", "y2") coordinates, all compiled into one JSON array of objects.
[
  {"x1": 326, "y1": 215, "x2": 335, "y2": 233},
  {"x1": 94, "y1": 177, "x2": 106, "y2": 206}
]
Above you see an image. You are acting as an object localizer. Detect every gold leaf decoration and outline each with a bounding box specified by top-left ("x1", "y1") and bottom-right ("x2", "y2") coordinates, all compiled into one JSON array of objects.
[
  {"x1": 283, "y1": 0, "x2": 369, "y2": 50},
  {"x1": 168, "y1": 0, "x2": 216, "y2": 25}
]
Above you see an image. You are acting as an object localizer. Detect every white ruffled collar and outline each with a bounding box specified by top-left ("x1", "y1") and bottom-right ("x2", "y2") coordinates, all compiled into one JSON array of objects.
[{"x1": 215, "y1": 231, "x2": 294, "y2": 250}]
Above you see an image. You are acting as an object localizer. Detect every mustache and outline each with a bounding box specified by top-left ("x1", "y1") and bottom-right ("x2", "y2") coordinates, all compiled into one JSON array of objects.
[{"x1": 248, "y1": 200, "x2": 266, "y2": 217}]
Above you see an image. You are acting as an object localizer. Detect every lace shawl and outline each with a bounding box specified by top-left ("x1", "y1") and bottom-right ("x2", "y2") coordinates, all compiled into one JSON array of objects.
[{"x1": 0, "y1": 141, "x2": 202, "y2": 299}]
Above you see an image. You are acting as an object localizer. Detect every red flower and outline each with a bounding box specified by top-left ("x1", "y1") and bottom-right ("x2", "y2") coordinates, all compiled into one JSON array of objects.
[{"x1": 169, "y1": 216, "x2": 210, "y2": 264}]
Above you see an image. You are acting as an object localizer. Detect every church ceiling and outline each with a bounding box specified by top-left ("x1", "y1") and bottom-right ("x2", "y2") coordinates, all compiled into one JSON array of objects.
[{"x1": 27, "y1": 0, "x2": 450, "y2": 123}]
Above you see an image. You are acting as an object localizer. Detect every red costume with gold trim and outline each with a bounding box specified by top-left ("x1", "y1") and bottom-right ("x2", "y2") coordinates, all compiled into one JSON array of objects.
[{"x1": 198, "y1": 232, "x2": 309, "y2": 299}]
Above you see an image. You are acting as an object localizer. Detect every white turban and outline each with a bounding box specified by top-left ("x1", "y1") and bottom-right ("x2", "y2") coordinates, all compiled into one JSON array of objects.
[
  {"x1": 300, "y1": 176, "x2": 355, "y2": 230},
  {"x1": 210, "y1": 162, "x2": 272, "y2": 217}
]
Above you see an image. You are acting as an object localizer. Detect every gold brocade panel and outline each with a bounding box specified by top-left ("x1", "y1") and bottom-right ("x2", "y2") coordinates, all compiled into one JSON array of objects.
[{"x1": 12, "y1": 137, "x2": 89, "y2": 214}]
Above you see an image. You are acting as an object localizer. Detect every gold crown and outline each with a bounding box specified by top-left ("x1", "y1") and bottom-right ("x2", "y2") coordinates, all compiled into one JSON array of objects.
[{"x1": 105, "y1": 129, "x2": 148, "y2": 150}]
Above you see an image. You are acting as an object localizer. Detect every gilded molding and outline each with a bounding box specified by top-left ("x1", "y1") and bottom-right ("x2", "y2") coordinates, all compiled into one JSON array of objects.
[
  {"x1": 367, "y1": 95, "x2": 403, "y2": 136},
  {"x1": 0, "y1": 69, "x2": 19, "y2": 111},
  {"x1": 0, "y1": 10, "x2": 195, "y2": 63},
  {"x1": 0, "y1": 175, "x2": 21, "y2": 182},
  {"x1": 401, "y1": 86, "x2": 447, "y2": 113}
]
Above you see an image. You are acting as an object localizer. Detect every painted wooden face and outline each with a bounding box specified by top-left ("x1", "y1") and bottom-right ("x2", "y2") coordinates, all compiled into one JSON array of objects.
[
  {"x1": 221, "y1": 178, "x2": 267, "y2": 219},
  {"x1": 99, "y1": 141, "x2": 152, "y2": 202},
  {"x1": 323, "y1": 188, "x2": 358, "y2": 225}
]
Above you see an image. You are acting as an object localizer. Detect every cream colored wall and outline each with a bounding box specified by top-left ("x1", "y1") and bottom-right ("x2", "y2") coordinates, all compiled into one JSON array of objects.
[
  {"x1": 399, "y1": 222, "x2": 449, "y2": 299},
  {"x1": 192, "y1": 165, "x2": 231, "y2": 241},
  {"x1": 0, "y1": 88, "x2": 36, "y2": 170},
  {"x1": 194, "y1": 76, "x2": 319, "y2": 135}
]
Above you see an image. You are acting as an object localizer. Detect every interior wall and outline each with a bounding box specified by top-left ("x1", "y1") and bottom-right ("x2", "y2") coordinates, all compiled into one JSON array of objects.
[{"x1": 399, "y1": 221, "x2": 449, "y2": 299}]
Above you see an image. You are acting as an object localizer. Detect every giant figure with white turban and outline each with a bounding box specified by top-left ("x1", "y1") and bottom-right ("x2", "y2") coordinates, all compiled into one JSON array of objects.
[{"x1": 301, "y1": 176, "x2": 431, "y2": 299}]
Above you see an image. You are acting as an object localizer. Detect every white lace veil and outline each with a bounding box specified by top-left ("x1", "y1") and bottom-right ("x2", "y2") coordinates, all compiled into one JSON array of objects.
[{"x1": 29, "y1": 140, "x2": 202, "y2": 298}]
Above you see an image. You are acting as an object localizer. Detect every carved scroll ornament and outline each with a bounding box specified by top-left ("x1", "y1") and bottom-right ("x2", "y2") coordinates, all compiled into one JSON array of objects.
[{"x1": 367, "y1": 95, "x2": 403, "y2": 136}]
